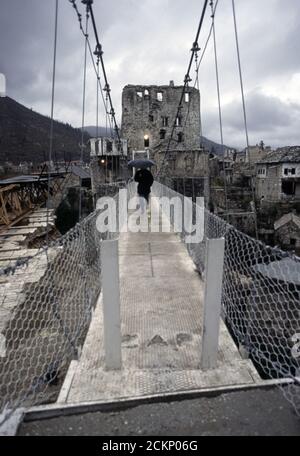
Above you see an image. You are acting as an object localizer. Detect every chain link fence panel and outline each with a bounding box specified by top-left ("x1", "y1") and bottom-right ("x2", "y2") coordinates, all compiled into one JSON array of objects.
[
  {"x1": 153, "y1": 181, "x2": 300, "y2": 416},
  {"x1": 0, "y1": 199, "x2": 117, "y2": 424}
]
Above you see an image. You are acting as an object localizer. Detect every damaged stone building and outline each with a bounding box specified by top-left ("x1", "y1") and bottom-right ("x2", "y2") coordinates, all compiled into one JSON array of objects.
[
  {"x1": 121, "y1": 82, "x2": 209, "y2": 199},
  {"x1": 254, "y1": 147, "x2": 300, "y2": 248},
  {"x1": 89, "y1": 137, "x2": 128, "y2": 199},
  {"x1": 256, "y1": 147, "x2": 300, "y2": 205}
]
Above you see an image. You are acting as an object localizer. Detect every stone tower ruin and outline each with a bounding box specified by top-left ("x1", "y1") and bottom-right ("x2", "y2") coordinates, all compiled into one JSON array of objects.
[{"x1": 121, "y1": 81, "x2": 209, "y2": 179}]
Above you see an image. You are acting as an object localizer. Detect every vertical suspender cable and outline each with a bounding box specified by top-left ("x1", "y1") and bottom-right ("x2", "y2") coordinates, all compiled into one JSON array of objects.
[
  {"x1": 232, "y1": 0, "x2": 258, "y2": 238},
  {"x1": 194, "y1": 53, "x2": 203, "y2": 147},
  {"x1": 96, "y1": 58, "x2": 100, "y2": 139},
  {"x1": 46, "y1": 0, "x2": 59, "y2": 249},
  {"x1": 157, "y1": 0, "x2": 209, "y2": 176},
  {"x1": 210, "y1": 0, "x2": 229, "y2": 220},
  {"x1": 232, "y1": 0, "x2": 250, "y2": 160},
  {"x1": 79, "y1": 7, "x2": 89, "y2": 221},
  {"x1": 105, "y1": 93, "x2": 108, "y2": 183}
]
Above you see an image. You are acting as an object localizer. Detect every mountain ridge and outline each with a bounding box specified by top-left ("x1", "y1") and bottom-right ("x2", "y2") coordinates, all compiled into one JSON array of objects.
[{"x1": 0, "y1": 96, "x2": 90, "y2": 164}]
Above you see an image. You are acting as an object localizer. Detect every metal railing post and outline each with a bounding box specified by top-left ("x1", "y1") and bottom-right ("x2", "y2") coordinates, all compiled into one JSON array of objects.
[
  {"x1": 101, "y1": 239, "x2": 122, "y2": 370},
  {"x1": 201, "y1": 237, "x2": 225, "y2": 370}
]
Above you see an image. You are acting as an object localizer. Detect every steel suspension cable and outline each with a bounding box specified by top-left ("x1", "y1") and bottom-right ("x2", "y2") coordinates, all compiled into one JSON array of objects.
[
  {"x1": 232, "y1": 0, "x2": 258, "y2": 239},
  {"x1": 79, "y1": 6, "x2": 89, "y2": 222},
  {"x1": 195, "y1": 53, "x2": 203, "y2": 145},
  {"x1": 182, "y1": 0, "x2": 219, "y2": 135},
  {"x1": 87, "y1": 1, "x2": 123, "y2": 152},
  {"x1": 232, "y1": 0, "x2": 250, "y2": 159},
  {"x1": 96, "y1": 57, "x2": 100, "y2": 139},
  {"x1": 210, "y1": 0, "x2": 229, "y2": 220},
  {"x1": 46, "y1": 0, "x2": 59, "y2": 249},
  {"x1": 157, "y1": 0, "x2": 209, "y2": 176},
  {"x1": 69, "y1": 1, "x2": 113, "y2": 138}
]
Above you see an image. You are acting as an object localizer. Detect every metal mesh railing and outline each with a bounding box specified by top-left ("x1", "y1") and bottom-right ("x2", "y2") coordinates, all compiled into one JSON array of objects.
[
  {"x1": 0, "y1": 198, "x2": 118, "y2": 424},
  {"x1": 153, "y1": 181, "x2": 300, "y2": 416},
  {"x1": 1, "y1": 182, "x2": 299, "y2": 422}
]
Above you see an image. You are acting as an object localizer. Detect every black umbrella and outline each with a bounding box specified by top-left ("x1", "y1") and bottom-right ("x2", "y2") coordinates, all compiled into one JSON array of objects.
[{"x1": 128, "y1": 159, "x2": 156, "y2": 169}]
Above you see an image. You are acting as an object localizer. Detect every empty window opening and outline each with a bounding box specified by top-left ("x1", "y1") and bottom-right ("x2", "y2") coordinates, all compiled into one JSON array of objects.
[
  {"x1": 144, "y1": 89, "x2": 149, "y2": 97},
  {"x1": 137, "y1": 91, "x2": 143, "y2": 99},
  {"x1": 157, "y1": 92, "x2": 163, "y2": 102},
  {"x1": 282, "y1": 181, "x2": 295, "y2": 196},
  {"x1": 162, "y1": 116, "x2": 169, "y2": 127},
  {"x1": 176, "y1": 116, "x2": 182, "y2": 127},
  {"x1": 284, "y1": 167, "x2": 296, "y2": 176},
  {"x1": 185, "y1": 92, "x2": 190, "y2": 103},
  {"x1": 290, "y1": 238, "x2": 297, "y2": 247},
  {"x1": 149, "y1": 114, "x2": 154, "y2": 122},
  {"x1": 106, "y1": 140, "x2": 113, "y2": 153},
  {"x1": 160, "y1": 129, "x2": 166, "y2": 140},
  {"x1": 177, "y1": 132, "x2": 184, "y2": 143}
]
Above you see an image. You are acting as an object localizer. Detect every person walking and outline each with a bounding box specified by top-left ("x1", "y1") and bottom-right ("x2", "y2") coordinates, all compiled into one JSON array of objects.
[{"x1": 134, "y1": 168, "x2": 154, "y2": 213}]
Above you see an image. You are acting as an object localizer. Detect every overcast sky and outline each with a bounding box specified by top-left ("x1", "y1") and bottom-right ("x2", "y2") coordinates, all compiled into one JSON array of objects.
[{"x1": 1, "y1": 0, "x2": 300, "y2": 149}]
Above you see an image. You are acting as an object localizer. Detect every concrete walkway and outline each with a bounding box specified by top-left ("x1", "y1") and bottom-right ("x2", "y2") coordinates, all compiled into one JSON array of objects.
[
  {"x1": 58, "y1": 201, "x2": 261, "y2": 404},
  {"x1": 19, "y1": 387, "x2": 300, "y2": 436}
]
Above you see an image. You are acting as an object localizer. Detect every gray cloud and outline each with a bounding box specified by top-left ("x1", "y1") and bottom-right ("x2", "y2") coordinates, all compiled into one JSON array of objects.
[
  {"x1": 203, "y1": 89, "x2": 300, "y2": 148},
  {"x1": 1, "y1": 0, "x2": 300, "y2": 148}
]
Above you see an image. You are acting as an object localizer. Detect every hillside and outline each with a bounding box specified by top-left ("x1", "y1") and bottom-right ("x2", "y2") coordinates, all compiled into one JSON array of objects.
[
  {"x1": 84, "y1": 125, "x2": 115, "y2": 137},
  {"x1": 200, "y1": 136, "x2": 235, "y2": 155},
  {"x1": 0, "y1": 97, "x2": 90, "y2": 164}
]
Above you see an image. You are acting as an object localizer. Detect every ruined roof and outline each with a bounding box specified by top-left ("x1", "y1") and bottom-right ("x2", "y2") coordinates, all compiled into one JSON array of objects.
[
  {"x1": 253, "y1": 257, "x2": 300, "y2": 284},
  {"x1": 71, "y1": 165, "x2": 90, "y2": 179},
  {"x1": 0, "y1": 175, "x2": 51, "y2": 185},
  {"x1": 123, "y1": 84, "x2": 199, "y2": 92},
  {"x1": 259, "y1": 147, "x2": 300, "y2": 164},
  {"x1": 274, "y1": 212, "x2": 300, "y2": 231}
]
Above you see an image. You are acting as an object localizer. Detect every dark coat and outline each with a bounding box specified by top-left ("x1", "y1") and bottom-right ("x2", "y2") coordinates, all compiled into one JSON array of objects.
[{"x1": 134, "y1": 169, "x2": 154, "y2": 199}]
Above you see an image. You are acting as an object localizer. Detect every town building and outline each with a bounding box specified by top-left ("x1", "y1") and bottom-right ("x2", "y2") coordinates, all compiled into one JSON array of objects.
[
  {"x1": 274, "y1": 212, "x2": 300, "y2": 254},
  {"x1": 256, "y1": 147, "x2": 300, "y2": 205},
  {"x1": 89, "y1": 137, "x2": 128, "y2": 198},
  {"x1": 236, "y1": 144, "x2": 271, "y2": 164}
]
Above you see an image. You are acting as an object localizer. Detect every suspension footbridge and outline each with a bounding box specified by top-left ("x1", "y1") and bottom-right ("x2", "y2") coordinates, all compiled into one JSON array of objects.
[{"x1": 0, "y1": 0, "x2": 299, "y2": 431}]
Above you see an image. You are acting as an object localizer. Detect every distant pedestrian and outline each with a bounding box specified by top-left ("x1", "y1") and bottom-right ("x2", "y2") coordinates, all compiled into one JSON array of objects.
[{"x1": 134, "y1": 168, "x2": 154, "y2": 212}]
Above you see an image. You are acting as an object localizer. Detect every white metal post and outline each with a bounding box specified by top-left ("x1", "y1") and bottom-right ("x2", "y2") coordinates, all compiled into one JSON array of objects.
[
  {"x1": 101, "y1": 239, "x2": 122, "y2": 370},
  {"x1": 201, "y1": 238, "x2": 225, "y2": 370}
]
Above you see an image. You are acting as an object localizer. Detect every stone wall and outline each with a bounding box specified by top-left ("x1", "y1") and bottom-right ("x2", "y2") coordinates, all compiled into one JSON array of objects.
[
  {"x1": 256, "y1": 164, "x2": 281, "y2": 203},
  {"x1": 151, "y1": 149, "x2": 209, "y2": 178},
  {"x1": 120, "y1": 83, "x2": 211, "y2": 180},
  {"x1": 275, "y1": 222, "x2": 300, "y2": 254},
  {"x1": 121, "y1": 82, "x2": 201, "y2": 156},
  {"x1": 90, "y1": 157, "x2": 129, "y2": 198}
]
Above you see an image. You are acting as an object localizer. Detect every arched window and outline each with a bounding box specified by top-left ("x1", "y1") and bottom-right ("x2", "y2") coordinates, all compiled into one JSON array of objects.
[
  {"x1": 157, "y1": 92, "x2": 163, "y2": 102},
  {"x1": 160, "y1": 129, "x2": 166, "y2": 140},
  {"x1": 177, "y1": 132, "x2": 184, "y2": 143},
  {"x1": 176, "y1": 116, "x2": 182, "y2": 127}
]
